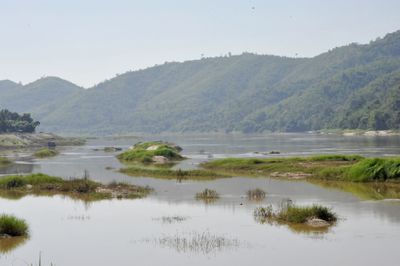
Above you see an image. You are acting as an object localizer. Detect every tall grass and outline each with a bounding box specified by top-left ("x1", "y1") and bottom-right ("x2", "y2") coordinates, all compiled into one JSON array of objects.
[
  {"x1": 345, "y1": 158, "x2": 400, "y2": 181},
  {"x1": 0, "y1": 214, "x2": 29, "y2": 237}
]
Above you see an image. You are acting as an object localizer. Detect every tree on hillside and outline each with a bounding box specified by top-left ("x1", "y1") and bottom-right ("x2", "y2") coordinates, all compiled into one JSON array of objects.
[{"x1": 0, "y1": 109, "x2": 40, "y2": 133}]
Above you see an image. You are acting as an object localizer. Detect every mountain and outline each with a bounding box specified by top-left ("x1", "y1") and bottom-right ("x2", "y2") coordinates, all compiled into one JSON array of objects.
[{"x1": 1, "y1": 31, "x2": 400, "y2": 134}]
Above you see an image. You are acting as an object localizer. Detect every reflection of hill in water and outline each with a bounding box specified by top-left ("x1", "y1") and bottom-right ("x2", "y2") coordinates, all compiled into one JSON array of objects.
[{"x1": 0, "y1": 163, "x2": 33, "y2": 175}]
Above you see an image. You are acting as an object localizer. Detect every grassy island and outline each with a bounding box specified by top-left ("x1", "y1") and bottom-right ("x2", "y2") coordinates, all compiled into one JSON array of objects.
[
  {"x1": 254, "y1": 202, "x2": 337, "y2": 228},
  {"x1": 118, "y1": 141, "x2": 184, "y2": 164},
  {"x1": 33, "y1": 148, "x2": 58, "y2": 158},
  {"x1": 0, "y1": 173, "x2": 152, "y2": 201}
]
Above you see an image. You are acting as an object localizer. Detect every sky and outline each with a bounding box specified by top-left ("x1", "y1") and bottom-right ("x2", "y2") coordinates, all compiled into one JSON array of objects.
[{"x1": 0, "y1": 0, "x2": 399, "y2": 88}]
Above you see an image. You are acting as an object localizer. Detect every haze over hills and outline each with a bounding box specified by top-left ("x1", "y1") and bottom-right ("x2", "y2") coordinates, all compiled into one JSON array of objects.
[{"x1": 1, "y1": 30, "x2": 400, "y2": 135}]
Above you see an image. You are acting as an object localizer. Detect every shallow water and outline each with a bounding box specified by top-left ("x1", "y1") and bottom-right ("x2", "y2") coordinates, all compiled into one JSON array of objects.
[{"x1": 1, "y1": 133, "x2": 400, "y2": 265}]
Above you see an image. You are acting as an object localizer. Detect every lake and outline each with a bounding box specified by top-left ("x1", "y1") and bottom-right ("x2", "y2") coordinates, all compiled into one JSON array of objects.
[{"x1": 1, "y1": 133, "x2": 400, "y2": 266}]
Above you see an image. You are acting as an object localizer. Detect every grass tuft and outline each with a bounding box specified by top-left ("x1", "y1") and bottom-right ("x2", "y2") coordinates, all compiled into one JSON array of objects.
[
  {"x1": 254, "y1": 202, "x2": 337, "y2": 225},
  {"x1": 195, "y1": 189, "x2": 219, "y2": 200},
  {"x1": 0, "y1": 214, "x2": 29, "y2": 237}
]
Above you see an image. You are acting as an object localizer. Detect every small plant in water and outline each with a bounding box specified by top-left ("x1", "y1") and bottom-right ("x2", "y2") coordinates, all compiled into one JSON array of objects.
[
  {"x1": 195, "y1": 188, "x2": 219, "y2": 201},
  {"x1": 247, "y1": 188, "x2": 266, "y2": 201},
  {"x1": 142, "y1": 231, "x2": 240, "y2": 254},
  {"x1": 153, "y1": 216, "x2": 189, "y2": 224}
]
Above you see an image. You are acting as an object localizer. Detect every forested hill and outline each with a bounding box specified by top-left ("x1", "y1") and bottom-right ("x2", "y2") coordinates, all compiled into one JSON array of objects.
[{"x1": 1, "y1": 30, "x2": 400, "y2": 134}]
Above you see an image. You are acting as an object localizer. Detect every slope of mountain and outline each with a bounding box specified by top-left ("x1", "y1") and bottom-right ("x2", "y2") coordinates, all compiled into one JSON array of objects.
[{"x1": 1, "y1": 31, "x2": 400, "y2": 134}]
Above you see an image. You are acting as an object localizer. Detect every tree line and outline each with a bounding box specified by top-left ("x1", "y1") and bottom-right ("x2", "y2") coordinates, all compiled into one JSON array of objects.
[{"x1": 0, "y1": 109, "x2": 40, "y2": 133}]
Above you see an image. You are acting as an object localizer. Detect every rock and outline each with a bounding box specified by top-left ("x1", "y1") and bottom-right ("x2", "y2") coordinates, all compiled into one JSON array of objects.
[
  {"x1": 306, "y1": 218, "x2": 330, "y2": 227},
  {"x1": 26, "y1": 184, "x2": 33, "y2": 190},
  {"x1": 152, "y1": 155, "x2": 170, "y2": 164},
  {"x1": 269, "y1": 151, "x2": 280, "y2": 154},
  {"x1": 146, "y1": 145, "x2": 161, "y2": 151}
]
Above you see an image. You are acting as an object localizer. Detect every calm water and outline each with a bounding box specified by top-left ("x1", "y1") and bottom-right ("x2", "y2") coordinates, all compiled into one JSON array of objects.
[{"x1": 1, "y1": 133, "x2": 400, "y2": 266}]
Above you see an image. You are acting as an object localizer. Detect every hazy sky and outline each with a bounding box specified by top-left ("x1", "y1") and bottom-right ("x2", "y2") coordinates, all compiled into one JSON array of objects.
[{"x1": 1, "y1": 0, "x2": 399, "y2": 87}]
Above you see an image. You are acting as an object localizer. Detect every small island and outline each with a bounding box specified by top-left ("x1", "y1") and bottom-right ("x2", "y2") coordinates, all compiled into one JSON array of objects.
[
  {"x1": 0, "y1": 173, "x2": 152, "y2": 201},
  {"x1": 118, "y1": 141, "x2": 184, "y2": 164}
]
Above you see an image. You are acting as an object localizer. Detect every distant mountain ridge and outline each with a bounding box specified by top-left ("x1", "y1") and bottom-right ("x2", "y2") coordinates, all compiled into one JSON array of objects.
[{"x1": 1, "y1": 30, "x2": 400, "y2": 134}]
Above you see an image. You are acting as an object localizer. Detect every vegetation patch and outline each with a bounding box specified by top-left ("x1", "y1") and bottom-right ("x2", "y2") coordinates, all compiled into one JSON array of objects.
[
  {"x1": 118, "y1": 141, "x2": 184, "y2": 164},
  {"x1": 141, "y1": 231, "x2": 240, "y2": 254},
  {"x1": 33, "y1": 148, "x2": 58, "y2": 158},
  {"x1": 153, "y1": 216, "x2": 189, "y2": 224},
  {"x1": 120, "y1": 166, "x2": 230, "y2": 180},
  {"x1": 202, "y1": 155, "x2": 400, "y2": 182},
  {"x1": 0, "y1": 157, "x2": 12, "y2": 166},
  {"x1": 0, "y1": 214, "x2": 29, "y2": 237},
  {"x1": 247, "y1": 188, "x2": 266, "y2": 201},
  {"x1": 254, "y1": 202, "x2": 337, "y2": 228},
  {"x1": 195, "y1": 189, "x2": 219, "y2": 202},
  {"x1": 0, "y1": 173, "x2": 152, "y2": 201}
]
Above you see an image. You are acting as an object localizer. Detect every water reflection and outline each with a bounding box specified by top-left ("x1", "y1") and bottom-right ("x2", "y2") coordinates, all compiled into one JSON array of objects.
[
  {"x1": 0, "y1": 237, "x2": 28, "y2": 254},
  {"x1": 311, "y1": 180, "x2": 400, "y2": 200}
]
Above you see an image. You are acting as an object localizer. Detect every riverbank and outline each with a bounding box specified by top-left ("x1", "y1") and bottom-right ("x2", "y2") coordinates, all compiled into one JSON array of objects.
[{"x1": 0, "y1": 133, "x2": 85, "y2": 149}]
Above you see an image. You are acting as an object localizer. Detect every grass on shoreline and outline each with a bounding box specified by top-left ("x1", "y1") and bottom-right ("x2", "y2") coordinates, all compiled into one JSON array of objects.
[
  {"x1": 33, "y1": 148, "x2": 58, "y2": 158},
  {"x1": 202, "y1": 155, "x2": 400, "y2": 182},
  {"x1": 120, "y1": 166, "x2": 230, "y2": 180},
  {"x1": 0, "y1": 214, "x2": 29, "y2": 237},
  {"x1": 0, "y1": 173, "x2": 152, "y2": 201}
]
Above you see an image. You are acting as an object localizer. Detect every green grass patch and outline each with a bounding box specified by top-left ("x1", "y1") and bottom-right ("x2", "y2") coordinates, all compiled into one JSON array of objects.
[
  {"x1": 0, "y1": 214, "x2": 29, "y2": 237},
  {"x1": 201, "y1": 155, "x2": 400, "y2": 182},
  {"x1": 33, "y1": 148, "x2": 58, "y2": 158},
  {"x1": 202, "y1": 155, "x2": 363, "y2": 178},
  {"x1": 344, "y1": 158, "x2": 400, "y2": 182},
  {"x1": 0, "y1": 157, "x2": 12, "y2": 166},
  {"x1": 0, "y1": 173, "x2": 152, "y2": 202},
  {"x1": 254, "y1": 202, "x2": 337, "y2": 226},
  {"x1": 120, "y1": 166, "x2": 230, "y2": 180},
  {"x1": 118, "y1": 141, "x2": 184, "y2": 164}
]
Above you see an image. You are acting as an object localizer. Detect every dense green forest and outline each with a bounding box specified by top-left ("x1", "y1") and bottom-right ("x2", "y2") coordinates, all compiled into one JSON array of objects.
[
  {"x1": 0, "y1": 109, "x2": 40, "y2": 133},
  {"x1": 0, "y1": 31, "x2": 399, "y2": 134}
]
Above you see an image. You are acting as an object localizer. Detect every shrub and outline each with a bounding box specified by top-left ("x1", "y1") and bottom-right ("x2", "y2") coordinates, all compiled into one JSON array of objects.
[{"x1": 0, "y1": 214, "x2": 29, "y2": 237}]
